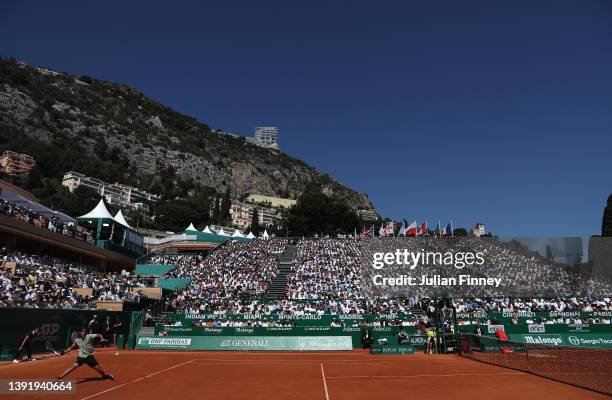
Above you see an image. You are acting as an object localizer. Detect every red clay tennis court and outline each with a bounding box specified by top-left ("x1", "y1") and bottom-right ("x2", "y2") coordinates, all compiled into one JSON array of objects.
[{"x1": 0, "y1": 349, "x2": 608, "y2": 400}]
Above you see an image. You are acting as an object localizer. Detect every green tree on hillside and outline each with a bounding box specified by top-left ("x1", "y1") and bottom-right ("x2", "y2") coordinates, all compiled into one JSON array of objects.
[
  {"x1": 249, "y1": 208, "x2": 262, "y2": 236},
  {"x1": 285, "y1": 184, "x2": 360, "y2": 236},
  {"x1": 453, "y1": 228, "x2": 468, "y2": 237},
  {"x1": 220, "y1": 187, "x2": 232, "y2": 224}
]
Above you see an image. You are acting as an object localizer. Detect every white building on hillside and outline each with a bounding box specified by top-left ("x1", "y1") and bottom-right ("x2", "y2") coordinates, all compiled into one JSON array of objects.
[
  {"x1": 62, "y1": 171, "x2": 160, "y2": 216},
  {"x1": 472, "y1": 223, "x2": 486, "y2": 237},
  {"x1": 254, "y1": 127, "x2": 279, "y2": 149},
  {"x1": 230, "y1": 200, "x2": 281, "y2": 229}
]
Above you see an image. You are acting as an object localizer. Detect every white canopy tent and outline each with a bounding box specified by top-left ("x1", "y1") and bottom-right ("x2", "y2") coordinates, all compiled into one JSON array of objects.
[
  {"x1": 261, "y1": 229, "x2": 269, "y2": 240},
  {"x1": 231, "y1": 230, "x2": 244, "y2": 238},
  {"x1": 202, "y1": 226, "x2": 213, "y2": 234},
  {"x1": 113, "y1": 210, "x2": 133, "y2": 230},
  {"x1": 217, "y1": 228, "x2": 229, "y2": 236},
  {"x1": 185, "y1": 223, "x2": 198, "y2": 232},
  {"x1": 78, "y1": 199, "x2": 114, "y2": 220},
  {"x1": 246, "y1": 231, "x2": 255, "y2": 239}
]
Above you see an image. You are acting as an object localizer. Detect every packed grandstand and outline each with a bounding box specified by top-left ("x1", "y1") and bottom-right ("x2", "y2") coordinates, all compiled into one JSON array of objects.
[
  {"x1": 0, "y1": 198, "x2": 90, "y2": 241},
  {"x1": 0, "y1": 249, "x2": 153, "y2": 308},
  {"x1": 2, "y1": 237, "x2": 610, "y2": 316}
]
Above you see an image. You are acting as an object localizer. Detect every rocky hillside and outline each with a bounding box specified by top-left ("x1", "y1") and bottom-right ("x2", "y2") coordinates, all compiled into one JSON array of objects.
[{"x1": 0, "y1": 58, "x2": 375, "y2": 212}]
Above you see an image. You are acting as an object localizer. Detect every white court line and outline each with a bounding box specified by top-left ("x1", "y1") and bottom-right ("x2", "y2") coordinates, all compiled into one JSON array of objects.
[
  {"x1": 326, "y1": 372, "x2": 525, "y2": 379},
  {"x1": 320, "y1": 363, "x2": 330, "y2": 400},
  {"x1": 79, "y1": 359, "x2": 195, "y2": 400},
  {"x1": 528, "y1": 353, "x2": 558, "y2": 358},
  {"x1": 190, "y1": 360, "x2": 465, "y2": 365}
]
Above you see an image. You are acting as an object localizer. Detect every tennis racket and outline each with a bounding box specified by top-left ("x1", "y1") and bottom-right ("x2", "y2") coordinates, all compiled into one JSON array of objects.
[{"x1": 44, "y1": 340, "x2": 60, "y2": 356}]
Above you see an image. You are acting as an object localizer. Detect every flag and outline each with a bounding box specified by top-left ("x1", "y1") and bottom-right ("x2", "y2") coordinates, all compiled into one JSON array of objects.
[
  {"x1": 397, "y1": 222, "x2": 406, "y2": 237},
  {"x1": 378, "y1": 223, "x2": 385, "y2": 237},
  {"x1": 433, "y1": 221, "x2": 441, "y2": 236},
  {"x1": 360, "y1": 225, "x2": 374, "y2": 237},
  {"x1": 441, "y1": 221, "x2": 453, "y2": 237},
  {"x1": 405, "y1": 221, "x2": 418, "y2": 236},
  {"x1": 417, "y1": 222, "x2": 427, "y2": 236}
]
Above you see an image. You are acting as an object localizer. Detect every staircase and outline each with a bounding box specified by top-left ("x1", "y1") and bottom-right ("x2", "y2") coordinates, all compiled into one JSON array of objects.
[
  {"x1": 135, "y1": 326, "x2": 155, "y2": 342},
  {"x1": 265, "y1": 245, "x2": 296, "y2": 300}
]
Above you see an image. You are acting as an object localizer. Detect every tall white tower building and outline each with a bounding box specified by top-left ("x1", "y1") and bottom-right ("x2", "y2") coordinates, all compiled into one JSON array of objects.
[{"x1": 254, "y1": 127, "x2": 279, "y2": 149}]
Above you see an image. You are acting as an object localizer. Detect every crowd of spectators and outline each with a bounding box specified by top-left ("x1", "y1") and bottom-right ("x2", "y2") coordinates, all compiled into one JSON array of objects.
[
  {"x1": 1, "y1": 236, "x2": 610, "y2": 329},
  {"x1": 287, "y1": 239, "x2": 363, "y2": 300},
  {"x1": 361, "y1": 237, "x2": 610, "y2": 297},
  {"x1": 0, "y1": 249, "x2": 152, "y2": 308},
  {"x1": 0, "y1": 198, "x2": 90, "y2": 241},
  {"x1": 152, "y1": 237, "x2": 610, "y2": 322},
  {"x1": 166, "y1": 240, "x2": 287, "y2": 313}
]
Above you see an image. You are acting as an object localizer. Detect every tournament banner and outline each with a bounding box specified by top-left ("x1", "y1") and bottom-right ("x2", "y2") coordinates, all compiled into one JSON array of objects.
[
  {"x1": 510, "y1": 333, "x2": 612, "y2": 348},
  {"x1": 455, "y1": 311, "x2": 612, "y2": 324},
  {"x1": 169, "y1": 313, "x2": 418, "y2": 327},
  {"x1": 370, "y1": 326, "x2": 418, "y2": 339},
  {"x1": 136, "y1": 336, "x2": 353, "y2": 351},
  {"x1": 370, "y1": 345, "x2": 415, "y2": 355},
  {"x1": 156, "y1": 326, "x2": 353, "y2": 336},
  {"x1": 457, "y1": 324, "x2": 612, "y2": 335}
]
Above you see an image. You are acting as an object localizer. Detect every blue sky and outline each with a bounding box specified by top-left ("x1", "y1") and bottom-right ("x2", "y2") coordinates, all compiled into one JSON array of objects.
[{"x1": 1, "y1": 1, "x2": 611, "y2": 236}]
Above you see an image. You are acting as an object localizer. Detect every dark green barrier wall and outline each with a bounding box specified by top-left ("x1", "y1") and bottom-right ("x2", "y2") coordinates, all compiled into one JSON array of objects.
[
  {"x1": 158, "y1": 278, "x2": 191, "y2": 291},
  {"x1": 135, "y1": 264, "x2": 175, "y2": 277},
  {"x1": 0, "y1": 309, "x2": 132, "y2": 358}
]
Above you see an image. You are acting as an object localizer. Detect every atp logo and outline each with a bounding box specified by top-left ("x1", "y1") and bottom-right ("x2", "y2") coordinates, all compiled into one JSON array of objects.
[
  {"x1": 568, "y1": 336, "x2": 580, "y2": 346},
  {"x1": 38, "y1": 323, "x2": 60, "y2": 342}
]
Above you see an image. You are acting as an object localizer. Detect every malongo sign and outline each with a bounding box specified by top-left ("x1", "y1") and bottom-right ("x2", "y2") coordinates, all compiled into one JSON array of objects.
[
  {"x1": 520, "y1": 334, "x2": 563, "y2": 346},
  {"x1": 510, "y1": 334, "x2": 612, "y2": 348}
]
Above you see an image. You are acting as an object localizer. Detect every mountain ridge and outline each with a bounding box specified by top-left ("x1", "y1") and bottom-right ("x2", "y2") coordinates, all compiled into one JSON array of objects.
[{"x1": 0, "y1": 58, "x2": 375, "y2": 215}]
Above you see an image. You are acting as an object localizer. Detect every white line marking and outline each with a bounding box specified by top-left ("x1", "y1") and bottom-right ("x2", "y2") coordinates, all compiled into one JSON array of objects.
[
  {"x1": 321, "y1": 363, "x2": 330, "y2": 400},
  {"x1": 190, "y1": 360, "x2": 464, "y2": 365},
  {"x1": 144, "y1": 359, "x2": 195, "y2": 378},
  {"x1": 326, "y1": 372, "x2": 525, "y2": 379},
  {"x1": 79, "y1": 380, "x2": 133, "y2": 400},
  {"x1": 79, "y1": 359, "x2": 195, "y2": 400}
]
